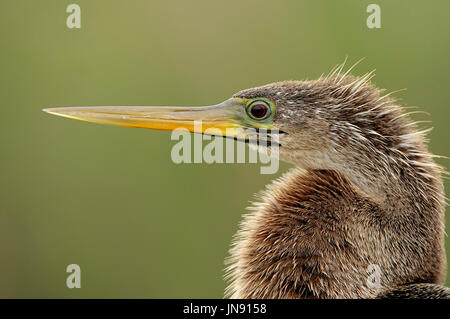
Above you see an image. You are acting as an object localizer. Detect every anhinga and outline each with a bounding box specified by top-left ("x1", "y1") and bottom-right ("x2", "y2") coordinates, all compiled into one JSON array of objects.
[{"x1": 43, "y1": 65, "x2": 450, "y2": 298}]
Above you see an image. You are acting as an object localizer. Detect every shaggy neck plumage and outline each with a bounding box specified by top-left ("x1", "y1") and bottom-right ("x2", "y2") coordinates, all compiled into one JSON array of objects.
[{"x1": 284, "y1": 137, "x2": 444, "y2": 212}]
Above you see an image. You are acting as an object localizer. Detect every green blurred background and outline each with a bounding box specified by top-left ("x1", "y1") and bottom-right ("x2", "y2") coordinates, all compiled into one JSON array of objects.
[{"x1": 0, "y1": 0, "x2": 449, "y2": 298}]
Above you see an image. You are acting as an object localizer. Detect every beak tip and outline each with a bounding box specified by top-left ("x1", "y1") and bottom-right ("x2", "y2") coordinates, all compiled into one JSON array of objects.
[
  {"x1": 43, "y1": 108, "x2": 56, "y2": 114},
  {"x1": 43, "y1": 107, "x2": 65, "y2": 116},
  {"x1": 42, "y1": 108, "x2": 73, "y2": 120}
]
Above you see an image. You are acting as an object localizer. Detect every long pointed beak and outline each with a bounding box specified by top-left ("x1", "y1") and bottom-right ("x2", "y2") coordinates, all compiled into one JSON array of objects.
[{"x1": 43, "y1": 98, "x2": 248, "y2": 137}]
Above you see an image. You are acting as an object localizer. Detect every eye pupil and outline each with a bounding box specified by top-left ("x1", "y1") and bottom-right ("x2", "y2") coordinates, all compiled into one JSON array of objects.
[{"x1": 250, "y1": 104, "x2": 268, "y2": 119}]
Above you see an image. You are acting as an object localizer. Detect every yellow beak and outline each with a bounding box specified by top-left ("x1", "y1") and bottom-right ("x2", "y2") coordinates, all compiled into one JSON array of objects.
[{"x1": 43, "y1": 98, "x2": 249, "y2": 137}]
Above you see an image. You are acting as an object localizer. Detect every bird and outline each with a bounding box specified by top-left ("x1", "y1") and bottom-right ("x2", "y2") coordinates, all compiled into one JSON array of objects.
[{"x1": 43, "y1": 62, "x2": 450, "y2": 299}]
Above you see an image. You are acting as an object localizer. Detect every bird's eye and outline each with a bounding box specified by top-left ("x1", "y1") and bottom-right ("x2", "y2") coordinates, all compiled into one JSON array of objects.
[{"x1": 247, "y1": 100, "x2": 271, "y2": 120}]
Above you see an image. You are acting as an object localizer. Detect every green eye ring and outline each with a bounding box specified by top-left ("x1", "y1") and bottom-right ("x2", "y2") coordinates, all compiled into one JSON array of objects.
[{"x1": 246, "y1": 99, "x2": 273, "y2": 121}]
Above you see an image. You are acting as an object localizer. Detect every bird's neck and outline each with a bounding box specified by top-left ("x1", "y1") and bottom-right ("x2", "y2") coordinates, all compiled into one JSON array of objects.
[
  {"x1": 282, "y1": 145, "x2": 443, "y2": 212},
  {"x1": 226, "y1": 150, "x2": 445, "y2": 298}
]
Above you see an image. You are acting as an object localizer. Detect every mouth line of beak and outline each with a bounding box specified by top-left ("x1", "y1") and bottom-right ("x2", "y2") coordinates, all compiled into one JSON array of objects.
[{"x1": 201, "y1": 130, "x2": 284, "y2": 148}]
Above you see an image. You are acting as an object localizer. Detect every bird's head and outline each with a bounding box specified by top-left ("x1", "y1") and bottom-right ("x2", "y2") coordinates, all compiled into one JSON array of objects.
[
  {"x1": 230, "y1": 74, "x2": 404, "y2": 170},
  {"x1": 44, "y1": 72, "x2": 431, "y2": 198}
]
